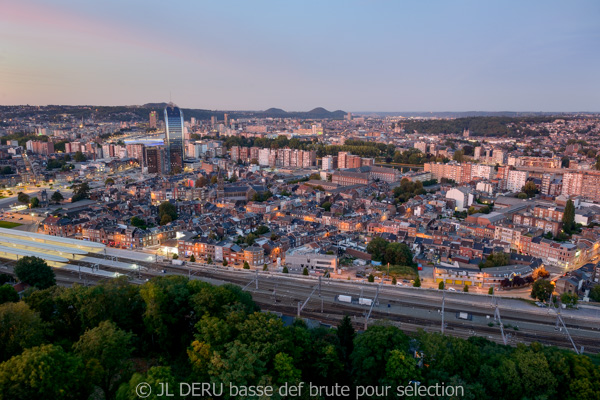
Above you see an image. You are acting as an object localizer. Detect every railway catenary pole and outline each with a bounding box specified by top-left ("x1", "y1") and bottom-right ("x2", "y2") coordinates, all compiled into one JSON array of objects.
[
  {"x1": 364, "y1": 276, "x2": 383, "y2": 330},
  {"x1": 441, "y1": 290, "x2": 446, "y2": 334}
]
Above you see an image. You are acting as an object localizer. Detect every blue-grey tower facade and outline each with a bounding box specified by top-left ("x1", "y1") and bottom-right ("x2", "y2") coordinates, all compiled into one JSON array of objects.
[{"x1": 164, "y1": 104, "x2": 184, "y2": 174}]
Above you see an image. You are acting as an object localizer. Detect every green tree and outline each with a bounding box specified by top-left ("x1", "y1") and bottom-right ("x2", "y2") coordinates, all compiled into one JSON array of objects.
[
  {"x1": 337, "y1": 315, "x2": 355, "y2": 372},
  {"x1": 384, "y1": 242, "x2": 414, "y2": 267},
  {"x1": 282, "y1": 266, "x2": 289, "y2": 273},
  {"x1": 17, "y1": 192, "x2": 30, "y2": 204},
  {"x1": 562, "y1": 199, "x2": 575, "y2": 234},
  {"x1": 321, "y1": 201, "x2": 332, "y2": 212},
  {"x1": 590, "y1": 285, "x2": 600, "y2": 302},
  {"x1": 105, "y1": 177, "x2": 115, "y2": 186},
  {"x1": 0, "y1": 302, "x2": 45, "y2": 361},
  {"x1": 517, "y1": 192, "x2": 528, "y2": 199},
  {"x1": 413, "y1": 276, "x2": 421, "y2": 287},
  {"x1": 256, "y1": 225, "x2": 269, "y2": 235},
  {"x1": 130, "y1": 216, "x2": 146, "y2": 229},
  {"x1": 243, "y1": 261, "x2": 250, "y2": 269},
  {"x1": 116, "y1": 366, "x2": 182, "y2": 400},
  {"x1": 302, "y1": 267, "x2": 309, "y2": 276},
  {"x1": 190, "y1": 254, "x2": 196, "y2": 262},
  {"x1": 595, "y1": 156, "x2": 600, "y2": 171},
  {"x1": 207, "y1": 256, "x2": 212, "y2": 264},
  {"x1": 309, "y1": 173, "x2": 321, "y2": 180},
  {"x1": 560, "y1": 292, "x2": 578, "y2": 307},
  {"x1": 0, "y1": 344, "x2": 92, "y2": 400},
  {"x1": 222, "y1": 259, "x2": 227, "y2": 266},
  {"x1": 159, "y1": 214, "x2": 172, "y2": 225},
  {"x1": 158, "y1": 201, "x2": 177, "y2": 225},
  {"x1": 531, "y1": 279, "x2": 554, "y2": 302},
  {"x1": 351, "y1": 325, "x2": 409, "y2": 386},
  {"x1": 384, "y1": 349, "x2": 421, "y2": 389},
  {"x1": 172, "y1": 253, "x2": 178, "y2": 260},
  {"x1": 366, "y1": 237, "x2": 388, "y2": 263},
  {"x1": 51, "y1": 190, "x2": 64, "y2": 204},
  {"x1": 14, "y1": 256, "x2": 55, "y2": 289},
  {"x1": 73, "y1": 151, "x2": 87, "y2": 162},
  {"x1": 561, "y1": 156, "x2": 570, "y2": 168},
  {"x1": 463, "y1": 284, "x2": 469, "y2": 292},
  {"x1": 0, "y1": 284, "x2": 19, "y2": 304},
  {"x1": 72, "y1": 182, "x2": 90, "y2": 202},
  {"x1": 29, "y1": 197, "x2": 40, "y2": 208},
  {"x1": 488, "y1": 286, "x2": 494, "y2": 295},
  {"x1": 0, "y1": 274, "x2": 11, "y2": 285},
  {"x1": 439, "y1": 281, "x2": 445, "y2": 290},
  {"x1": 452, "y1": 149, "x2": 464, "y2": 162},
  {"x1": 273, "y1": 352, "x2": 301, "y2": 385},
  {"x1": 391, "y1": 276, "x2": 397, "y2": 285},
  {"x1": 367, "y1": 274, "x2": 375, "y2": 283},
  {"x1": 73, "y1": 320, "x2": 134, "y2": 400},
  {"x1": 263, "y1": 264, "x2": 268, "y2": 271},
  {"x1": 139, "y1": 276, "x2": 193, "y2": 355},
  {"x1": 521, "y1": 181, "x2": 539, "y2": 198}
]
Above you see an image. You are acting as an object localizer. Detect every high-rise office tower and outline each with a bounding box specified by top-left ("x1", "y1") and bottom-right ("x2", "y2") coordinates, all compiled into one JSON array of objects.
[
  {"x1": 149, "y1": 111, "x2": 158, "y2": 129},
  {"x1": 164, "y1": 104, "x2": 184, "y2": 174},
  {"x1": 224, "y1": 113, "x2": 229, "y2": 127}
]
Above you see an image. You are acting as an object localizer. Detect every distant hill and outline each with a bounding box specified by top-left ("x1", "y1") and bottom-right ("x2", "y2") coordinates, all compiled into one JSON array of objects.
[
  {"x1": 250, "y1": 107, "x2": 346, "y2": 119},
  {"x1": 141, "y1": 104, "x2": 346, "y2": 120}
]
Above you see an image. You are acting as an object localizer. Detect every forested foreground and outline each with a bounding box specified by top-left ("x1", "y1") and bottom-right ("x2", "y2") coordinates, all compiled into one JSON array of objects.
[{"x1": 0, "y1": 276, "x2": 599, "y2": 400}]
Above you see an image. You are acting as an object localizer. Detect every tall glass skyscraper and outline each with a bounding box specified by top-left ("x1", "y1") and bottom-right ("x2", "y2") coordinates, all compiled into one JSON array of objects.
[{"x1": 164, "y1": 104, "x2": 184, "y2": 174}]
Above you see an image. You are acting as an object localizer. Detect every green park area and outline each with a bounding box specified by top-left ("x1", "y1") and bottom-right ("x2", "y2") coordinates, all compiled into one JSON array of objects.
[{"x1": 0, "y1": 221, "x2": 22, "y2": 229}]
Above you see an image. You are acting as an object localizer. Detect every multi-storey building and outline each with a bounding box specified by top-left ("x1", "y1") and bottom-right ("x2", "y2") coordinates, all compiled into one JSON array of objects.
[
  {"x1": 332, "y1": 171, "x2": 370, "y2": 186},
  {"x1": 533, "y1": 205, "x2": 564, "y2": 222},
  {"x1": 520, "y1": 236, "x2": 580, "y2": 268},
  {"x1": 506, "y1": 170, "x2": 529, "y2": 193},
  {"x1": 424, "y1": 163, "x2": 472, "y2": 184},
  {"x1": 562, "y1": 171, "x2": 600, "y2": 201},
  {"x1": 322, "y1": 155, "x2": 334, "y2": 170},
  {"x1": 164, "y1": 104, "x2": 184, "y2": 173},
  {"x1": 513, "y1": 213, "x2": 562, "y2": 236}
]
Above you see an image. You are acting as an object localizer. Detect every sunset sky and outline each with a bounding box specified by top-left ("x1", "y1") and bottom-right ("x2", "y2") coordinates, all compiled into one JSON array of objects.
[{"x1": 1, "y1": 0, "x2": 599, "y2": 111}]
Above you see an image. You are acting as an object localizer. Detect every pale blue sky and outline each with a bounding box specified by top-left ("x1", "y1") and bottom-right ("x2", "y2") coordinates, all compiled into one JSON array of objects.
[{"x1": 1, "y1": 0, "x2": 599, "y2": 111}]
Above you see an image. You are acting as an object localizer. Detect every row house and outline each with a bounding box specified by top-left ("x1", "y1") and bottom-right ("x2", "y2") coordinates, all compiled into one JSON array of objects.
[
  {"x1": 42, "y1": 216, "x2": 88, "y2": 237},
  {"x1": 494, "y1": 224, "x2": 525, "y2": 250},
  {"x1": 513, "y1": 213, "x2": 562, "y2": 236},
  {"x1": 533, "y1": 205, "x2": 564, "y2": 222},
  {"x1": 520, "y1": 235, "x2": 580, "y2": 268}
]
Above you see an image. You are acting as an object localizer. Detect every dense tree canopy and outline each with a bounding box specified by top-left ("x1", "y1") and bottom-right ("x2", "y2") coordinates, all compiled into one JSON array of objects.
[
  {"x1": 367, "y1": 237, "x2": 415, "y2": 268},
  {"x1": 14, "y1": 256, "x2": 56, "y2": 289},
  {"x1": 0, "y1": 275, "x2": 595, "y2": 400}
]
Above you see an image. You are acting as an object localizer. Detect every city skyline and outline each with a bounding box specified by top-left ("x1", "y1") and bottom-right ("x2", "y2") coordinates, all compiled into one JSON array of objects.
[{"x1": 1, "y1": 0, "x2": 599, "y2": 112}]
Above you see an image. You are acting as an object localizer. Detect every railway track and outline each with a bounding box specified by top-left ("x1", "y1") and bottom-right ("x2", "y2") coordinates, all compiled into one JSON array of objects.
[{"x1": 4, "y1": 255, "x2": 599, "y2": 353}]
